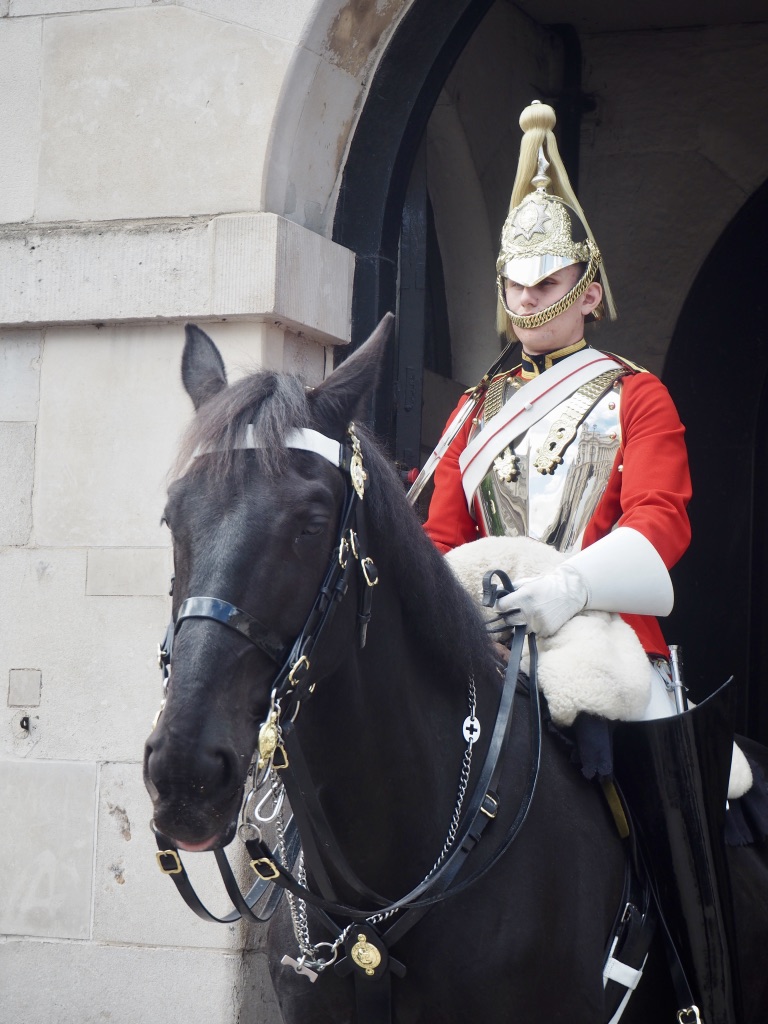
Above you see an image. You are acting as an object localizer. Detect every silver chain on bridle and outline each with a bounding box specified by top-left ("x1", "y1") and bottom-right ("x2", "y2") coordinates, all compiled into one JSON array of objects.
[{"x1": 238, "y1": 673, "x2": 480, "y2": 974}]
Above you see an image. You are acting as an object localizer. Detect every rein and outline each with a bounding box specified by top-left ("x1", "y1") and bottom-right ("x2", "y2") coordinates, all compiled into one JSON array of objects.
[{"x1": 151, "y1": 422, "x2": 544, "y2": 1018}]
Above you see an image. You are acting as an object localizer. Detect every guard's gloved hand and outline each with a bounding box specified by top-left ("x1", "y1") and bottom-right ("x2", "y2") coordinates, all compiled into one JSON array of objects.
[
  {"x1": 495, "y1": 527, "x2": 674, "y2": 637},
  {"x1": 496, "y1": 564, "x2": 588, "y2": 637}
]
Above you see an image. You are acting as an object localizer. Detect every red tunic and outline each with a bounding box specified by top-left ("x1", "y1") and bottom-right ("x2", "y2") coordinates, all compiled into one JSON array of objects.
[{"x1": 423, "y1": 366, "x2": 692, "y2": 657}]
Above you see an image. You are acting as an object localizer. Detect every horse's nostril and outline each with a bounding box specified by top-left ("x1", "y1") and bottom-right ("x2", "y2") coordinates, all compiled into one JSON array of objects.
[{"x1": 213, "y1": 747, "x2": 240, "y2": 794}]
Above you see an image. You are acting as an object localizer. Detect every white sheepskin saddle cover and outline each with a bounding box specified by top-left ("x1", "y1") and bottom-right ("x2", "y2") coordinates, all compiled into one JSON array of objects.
[{"x1": 444, "y1": 536, "x2": 752, "y2": 800}]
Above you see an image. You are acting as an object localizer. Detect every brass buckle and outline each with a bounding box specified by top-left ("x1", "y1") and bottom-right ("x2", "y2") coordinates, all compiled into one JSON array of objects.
[
  {"x1": 156, "y1": 849, "x2": 183, "y2": 875},
  {"x1": 480, "y1": 792, "x2": 499, "y2": 819},
  {"x1": 338, "y1": 537, "x2": 349, "y2": 568},
  {"x1": 677, "y1": 1008, "x2": 702, "y2": 1024},
  {"x1": 250, "y1": 857, "x2": 281, "y2": 881},
  {"x1": 360, "y1": 557, "x2": 379, "y2": 587},
  {"x1": 288, "y1": 656, "x2": 310, "y2": 687}
]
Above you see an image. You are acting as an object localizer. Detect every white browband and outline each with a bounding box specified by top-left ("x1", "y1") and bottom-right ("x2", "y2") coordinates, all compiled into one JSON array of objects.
[
  {"x1": 195, "y1": 426, "x2": 343, "y2": 468},
  {"x1": 249, "y1": 425, "x2": 342, "y2": 466}
]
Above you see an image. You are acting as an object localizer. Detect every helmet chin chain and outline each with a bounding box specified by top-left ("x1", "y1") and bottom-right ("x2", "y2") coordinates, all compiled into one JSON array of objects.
[{"x1": 497, "y1": 240, "x2": 601, "y2": 331}]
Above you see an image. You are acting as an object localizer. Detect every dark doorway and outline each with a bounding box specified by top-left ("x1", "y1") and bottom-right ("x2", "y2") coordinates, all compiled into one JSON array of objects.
[
  {"x1": 664, "y1": 179, "x2": 768, "y2": 742},
  {"x1": 332, "y1": 0, "x2": 494, "y2": 455}
]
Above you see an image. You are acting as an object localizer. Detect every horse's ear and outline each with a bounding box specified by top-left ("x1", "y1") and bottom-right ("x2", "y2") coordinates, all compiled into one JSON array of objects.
[
  {"x1": 309, "y1": 313, "x2": 394, "y2": 429},
  {"x1": 181, "y1": 324, "x2": 228, "y2": 410}
]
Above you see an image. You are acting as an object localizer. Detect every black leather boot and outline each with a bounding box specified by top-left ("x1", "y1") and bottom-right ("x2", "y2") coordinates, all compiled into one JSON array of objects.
[{"x1": 613, "y1": 680, "x2": 741, "y2": 1024}]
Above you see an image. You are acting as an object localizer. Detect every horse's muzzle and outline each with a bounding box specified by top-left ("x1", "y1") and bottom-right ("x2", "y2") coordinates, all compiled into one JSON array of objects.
[{"x1": 143, "y1": 725, "x2": 245, "y2": 850}]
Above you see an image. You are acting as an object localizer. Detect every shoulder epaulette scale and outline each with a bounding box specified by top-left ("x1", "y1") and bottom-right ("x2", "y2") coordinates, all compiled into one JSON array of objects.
[
  {"x1": 604, "y1": 351, "x2": 648, "y2": 374},
  {"x1": 463, "y1": 365, "x2": 522, "y2": 396}
]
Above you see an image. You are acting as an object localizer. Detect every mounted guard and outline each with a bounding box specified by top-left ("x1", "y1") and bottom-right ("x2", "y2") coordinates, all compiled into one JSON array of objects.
[{"x1": 419, "y1": 99, "x2": 744, "y2": 1024}]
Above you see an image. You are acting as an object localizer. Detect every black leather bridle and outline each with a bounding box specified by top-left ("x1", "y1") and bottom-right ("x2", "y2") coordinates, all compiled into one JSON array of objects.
[{"x1": 157, "y1": 424, "x2": 376, "y2": 711}]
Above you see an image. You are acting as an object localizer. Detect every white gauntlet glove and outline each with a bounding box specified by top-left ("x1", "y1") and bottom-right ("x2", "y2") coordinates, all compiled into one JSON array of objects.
[
  {"x1": 496, "y1": 565, "x2": 587, "y2": 637},
  {"x1": 495, "y1": 528, "x2": 674, "y2": 636}
]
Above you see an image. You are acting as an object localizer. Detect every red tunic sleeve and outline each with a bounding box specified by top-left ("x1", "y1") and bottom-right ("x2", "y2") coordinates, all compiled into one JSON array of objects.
[
  {"x1": 583, "y1": 371, "x2": 692, "y2": 657},
  {"x1": 423, "y1": 396, "x2": 479, "y2": 552},
  {"x1": 582, "y1": 372, "x2": 692, "y2": 569}
]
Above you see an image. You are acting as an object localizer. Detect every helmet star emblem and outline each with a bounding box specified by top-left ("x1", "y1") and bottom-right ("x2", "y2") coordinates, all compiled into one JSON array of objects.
[{"x1": 510, "y1": 200, "x2": 551, "y2": 241}]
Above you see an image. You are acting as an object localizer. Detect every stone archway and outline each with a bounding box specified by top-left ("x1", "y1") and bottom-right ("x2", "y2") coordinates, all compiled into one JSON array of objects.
[
  {"x1": 331, "y1": 0, "x2": 495, "y2": 441},
  {"x1": 664, "y1": 178, "x2": 768, "y2": 742}
]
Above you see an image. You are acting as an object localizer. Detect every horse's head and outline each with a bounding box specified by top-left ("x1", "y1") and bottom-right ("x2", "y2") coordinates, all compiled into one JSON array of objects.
[{"x1": 143, "y1": 316, "x2": 393, "y2": 850}]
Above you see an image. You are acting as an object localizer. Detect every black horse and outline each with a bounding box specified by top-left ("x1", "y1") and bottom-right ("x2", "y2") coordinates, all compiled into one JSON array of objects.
[{"x1": 144, "y1": 318, "x2": 768, "y2": 1023}]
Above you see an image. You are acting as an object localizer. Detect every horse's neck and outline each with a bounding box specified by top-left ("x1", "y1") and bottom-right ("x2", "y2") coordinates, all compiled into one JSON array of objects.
[{"x1": 296, "y1": 577, "x2": 478, "y2": 896}]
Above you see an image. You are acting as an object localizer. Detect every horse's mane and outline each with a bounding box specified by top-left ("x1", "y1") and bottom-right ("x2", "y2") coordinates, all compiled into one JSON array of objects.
[
  {"x1": 355, "y1": 426, "x2": 498, "y2": 686},
  {"x1": 171, "y1": 368, "x2": 496, "y2": 685}
]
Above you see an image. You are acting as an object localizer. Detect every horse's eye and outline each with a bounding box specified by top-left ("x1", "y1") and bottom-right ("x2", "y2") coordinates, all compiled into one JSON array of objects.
[{"x1": 297, "y1": 518, "x2": 327, "y2": 540}]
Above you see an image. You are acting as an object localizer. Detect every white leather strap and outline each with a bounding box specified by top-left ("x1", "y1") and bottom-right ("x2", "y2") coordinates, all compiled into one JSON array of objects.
[
  {"x1": 196, "y1": 426, "x2": 343, "y2": 468},
  {"x1": 603, "y1": 955, "x2": 644, "y2": 990},
  {"x1": 256, "y1": 426, "x2": 342, "y2": 468}
]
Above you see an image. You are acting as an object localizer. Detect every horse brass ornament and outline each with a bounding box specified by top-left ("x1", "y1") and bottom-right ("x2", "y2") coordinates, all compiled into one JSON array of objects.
[
  {"x1": 350, "y1": 934, "x2": 382, "y2": 976},
  {"x1": 348, "y1": 424, "x2": 368, "y2": 500},
  {"x1": 257, "y1": 710, "x2": 280, "y2": 771}
]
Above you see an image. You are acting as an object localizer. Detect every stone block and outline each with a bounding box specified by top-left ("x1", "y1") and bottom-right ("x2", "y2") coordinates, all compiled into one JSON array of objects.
[
  {"x1": 31, "y1": 322, "x2": 332, "y2": 550},
  {"x1": 0, "y1": 216, "x2": 354, "y2": 347},
  {"x1": 86, "y1": 548, "x2": 173, "y2": 597},
  {"x1": 0, "y1": 548, "x2": 169, "y2": 764},
  {"x1": 240, "y1": 949, "x2": 283, "y2": 1024},
  {"x1": 7, "y1": 668, "x2": 41, "y2": 707},
  {"x1": 94, "y1": 762, "x2": 249, "y2": 950},
  {"x1": 11, "y1": 0, "x2": 132, "y2": 11},
  {"x1": 0, "y1": 939, "x2": 255, "y2": 1024},
  {"x1": 0, "y1": 329, "x2": 42, "y2": 421},
  {"x1": 0, "y1": 421, "x2": 34, "y2": 545},
  {"x1": 0, "y1": 16, "x2": 41, "y2": 222},
  {"x1": 0, "y1": 760, "x2": 96, "y2": 939},
  {"x1": 33, "y1": 324, "x2": 201, "y2": 548},
  {"x1": 150, "y1": 0, "x2": 309, "y2": 46},
  {"x1": 37, "y1": 7, "x2": 291, "y2": 222},
  {"x1": 210, "y1": 214, "x2": 354, "y2": 343}
]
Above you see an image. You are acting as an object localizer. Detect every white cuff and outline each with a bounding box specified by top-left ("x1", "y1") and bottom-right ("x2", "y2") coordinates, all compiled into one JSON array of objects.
[{"x1": 565, "y1": 527, "x2": 673, "y2": 617}]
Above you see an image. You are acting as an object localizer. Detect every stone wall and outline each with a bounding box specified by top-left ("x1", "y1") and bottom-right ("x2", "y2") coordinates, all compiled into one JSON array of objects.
[{"x1": 0, "y1": 2, "x2": 362, "y2": 1022}]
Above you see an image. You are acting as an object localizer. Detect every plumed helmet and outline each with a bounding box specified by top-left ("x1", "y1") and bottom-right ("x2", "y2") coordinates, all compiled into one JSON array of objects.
[{"x1": 496, "y1": 101, "x2": 617, "y2": 332}]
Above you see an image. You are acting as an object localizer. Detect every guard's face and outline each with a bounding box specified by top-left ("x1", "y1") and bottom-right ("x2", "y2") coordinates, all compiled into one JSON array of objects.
[{"x1": 504, "y1": 266, "x2": 601, "y2": 356}]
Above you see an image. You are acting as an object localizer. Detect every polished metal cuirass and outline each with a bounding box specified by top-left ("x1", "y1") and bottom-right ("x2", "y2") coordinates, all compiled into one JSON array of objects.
[{"x1": 471, "y1": 376, "x2": 624, "y2": 553}]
